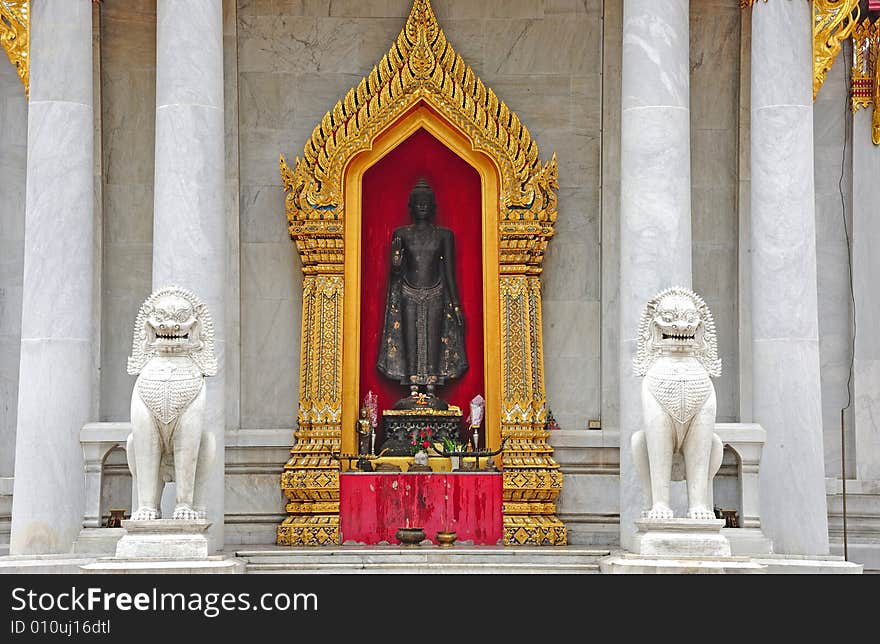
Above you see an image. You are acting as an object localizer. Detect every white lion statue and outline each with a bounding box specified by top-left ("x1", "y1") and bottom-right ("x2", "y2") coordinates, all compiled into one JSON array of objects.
[
  {"x1": 632, "y1": 286, "x2": 723, "y2": 521},
  {"x1": 126, "y1": 286, "x2": 217, "y2": 521}
]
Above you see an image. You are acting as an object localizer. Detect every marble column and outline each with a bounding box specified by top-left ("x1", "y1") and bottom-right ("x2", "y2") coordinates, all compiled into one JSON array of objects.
[
  {"x1": 9, "y1": 0, "x2": 95, "y2": 554},
  {"x1": 152, "y1": 0, "x2": 226, "y2": 551},
  {"x1": 750, "y1": 0, "x2": 828, "y2": 555},
  {"x1": 619, "y1": 0, "x2": 692, "y2": 550},
  {"x1": 0, "y1": 40, "x2": 28, "y2": 481},
  {"x1": 853, "y1": 109, "x2": 880, "y2": 482}
]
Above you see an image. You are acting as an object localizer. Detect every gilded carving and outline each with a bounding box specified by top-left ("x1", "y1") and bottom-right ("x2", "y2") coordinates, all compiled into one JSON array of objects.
[
  {"x1": 875, "y1": 29, "x2": 880, "y2": 146},
  {"x1": 814, "y1": 0, "x2": 860, "y2": 100},
  {"x1": 278, "y1": 0, "x2": 564, "y2": 546},
  {"x1": 280, "y1": 0, "x2": 558, "y2": 259},
  {"x1": 851, "y1": 18, "x2": 874, "y2": 112},
  {"x1": 851, "y1": 18, "x2": 880, "y2": 145},
  {"x1": 0, "y1": 0, "x2": 28, "y2": 96}
]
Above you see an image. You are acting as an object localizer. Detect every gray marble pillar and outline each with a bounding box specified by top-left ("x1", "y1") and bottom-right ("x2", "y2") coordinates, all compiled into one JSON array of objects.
[
  {"x1": 853, "y1": 109, "x2": 880, "y2": 482},
  {"x1": 9, "y1": 0, "x2": 95, "y2": 554},
  {"x1": 750, "y1": 0, "x2": 828, "y2": 555},
  {"x1": 619, "y1": 0, "x2": 692, "y2": 550},
  {"x1": 152, "y1": 0, "x2": 225, "y2": 551},
  {"x1": 0, "y1": 48, "x2": 27, "y2": 480}
]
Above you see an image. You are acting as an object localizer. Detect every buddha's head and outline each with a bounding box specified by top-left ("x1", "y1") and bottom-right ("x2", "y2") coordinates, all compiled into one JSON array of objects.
[{"x1": 408, "y1": 178, "x2": 436, "y2": 223}]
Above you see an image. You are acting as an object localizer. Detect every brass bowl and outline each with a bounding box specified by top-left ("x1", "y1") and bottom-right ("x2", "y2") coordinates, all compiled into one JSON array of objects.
[
  {"x1": 436, "y1": 530, "x2": 457, "y2": 548},
  {"x1": 395, "y1": 527, "x2": 425, "y2": 546}
]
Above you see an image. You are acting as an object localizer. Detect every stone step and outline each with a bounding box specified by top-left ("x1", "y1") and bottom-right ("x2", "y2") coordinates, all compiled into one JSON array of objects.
[
  {"x1": 245, "y1": 562, "x2": 600, "y2": 574},
  {"x1": 0, "y1": 554, "x2": 97, "y2": 574},
  {"x1": 234, "y1": 546, "x2": 609, "y2": 574}
]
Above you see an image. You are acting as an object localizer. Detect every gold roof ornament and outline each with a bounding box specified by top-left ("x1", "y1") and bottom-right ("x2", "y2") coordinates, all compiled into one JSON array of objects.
[
  {"x1": 851, "y1": 18, "x2": 880, "y2": 145},
  {"x1": 280, "y1": 0, "x2": 558, "y2": 273},
  {"x1": 0, "y1": 0, "x2": 28, "y2": 97},
  {"x1": 743, "y1": 0, "x2": 860, "y2": 103},
  {"x1": 814, "y1": 0, "x2": 860, "y2": 100}
]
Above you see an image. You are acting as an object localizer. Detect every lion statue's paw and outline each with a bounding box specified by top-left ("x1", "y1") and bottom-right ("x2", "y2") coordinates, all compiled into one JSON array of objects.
[
  {"x1": 646, "y1": 503, "x2": 674, "y2": 520},
  {"x1": 130, "y1": 507, "x2": 159, "y2": 521},
  {"x1": 172, "y1": 504, "x2": 201, "y2": 520},
  {"x1": 687, "y1": 506, "x2": 716, "y2": 521}
]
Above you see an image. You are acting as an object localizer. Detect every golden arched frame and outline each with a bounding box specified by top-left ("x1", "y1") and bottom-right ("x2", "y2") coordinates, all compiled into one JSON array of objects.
[
  {"x1": 277, "y1": 0, "x2": 566, "y2": 546},
  {"x1": 341, "y1": 105, "x2": 501, "y2": 457}
]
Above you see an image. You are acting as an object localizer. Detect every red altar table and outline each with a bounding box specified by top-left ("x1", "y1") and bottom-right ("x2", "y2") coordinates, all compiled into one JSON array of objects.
[{"x1": 339, "y1": 472, "x2": 503, "y2": 545}]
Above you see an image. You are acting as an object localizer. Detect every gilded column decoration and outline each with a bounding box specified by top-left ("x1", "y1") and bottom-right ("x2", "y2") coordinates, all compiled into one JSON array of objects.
[
  {"x1": 277, "y1": 273, "x2": 344, "y2": 546},
  {"x1": 0, "y1": 0, "x2": 28, "y2": 96},
  {"x1": 875, "y1": 23, "x2": 880, "y2": 146},
  {"x1": 500, "y1": 276, "x2": 565, "y2": 545},
  {"x1": 852, "y1": 18, "x2": 880, "y2": 145},
  {"x1": 814, "y1": 0, "x2": 860, "y2": 100},
  {"x1": 278, "y1": 0, "x2": 564, "y2": 546}
]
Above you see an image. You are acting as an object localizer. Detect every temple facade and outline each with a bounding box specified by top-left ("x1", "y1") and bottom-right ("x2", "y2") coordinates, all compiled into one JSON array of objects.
[{"x1": 0, "y1": 0, "x2": 877, "y2": 572}]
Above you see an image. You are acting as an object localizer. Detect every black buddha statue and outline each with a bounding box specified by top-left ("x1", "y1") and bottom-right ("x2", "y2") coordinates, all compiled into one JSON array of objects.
[{"x1": 376, "y1": 178, "x2": 468, "y2": 409}]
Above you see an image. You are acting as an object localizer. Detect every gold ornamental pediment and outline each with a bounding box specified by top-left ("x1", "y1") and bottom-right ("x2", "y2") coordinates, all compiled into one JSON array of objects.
[
  {"x1": 0, "y1": 0, "x2": 29, "y2": 96},
  {"x1": 280, "y1": 0, "x2": 558, "y2": 274}
]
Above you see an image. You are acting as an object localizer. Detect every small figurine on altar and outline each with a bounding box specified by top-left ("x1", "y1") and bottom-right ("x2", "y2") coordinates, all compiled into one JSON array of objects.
[
  {"x1": 364, "y1": 390, "x2": 379, "y2": 455},
  {"x1": 356, "y1": 406, "x2": 372, "y2": 456},
  {"x1": 466, "y1": 394, "x2": 484, "y2": 449}
]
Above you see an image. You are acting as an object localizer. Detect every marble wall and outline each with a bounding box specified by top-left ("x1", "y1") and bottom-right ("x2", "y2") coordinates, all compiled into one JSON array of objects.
[
  {"x1": 690, "y1": 0, "x2": 741, "y2": 422},
  {"x1": 601, "y1": 0, "x2": 742, "y2": 440},
  {"x1": 98, "y1": 0, "x2": 156, "y2": 422},
  {"x1": 813, "y1": 51, "x2": 855, "y2": 479},
  {"x1": 0, "y1": 56, "x2": 27, "y2": 478}
]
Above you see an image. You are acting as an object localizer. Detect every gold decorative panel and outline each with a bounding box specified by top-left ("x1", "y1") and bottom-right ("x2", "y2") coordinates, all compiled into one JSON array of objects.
[
  {"x1": 0, "y1": 0, "x2": 28, "y2": 96},
  {"x1": 814, "y1": 0, "x2": 860, "y2": 100},
  {"x1": 278, "y1": 0, "x2": 564, "y2": 546},
  {"x1": 852, "y1": 18, "x2": 880, "y2": 145}
]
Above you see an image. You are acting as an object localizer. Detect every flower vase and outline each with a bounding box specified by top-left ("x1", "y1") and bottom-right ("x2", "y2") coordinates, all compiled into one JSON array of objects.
[{"x1": 411, "y1": 449, "x2": 431, "y2": 472}]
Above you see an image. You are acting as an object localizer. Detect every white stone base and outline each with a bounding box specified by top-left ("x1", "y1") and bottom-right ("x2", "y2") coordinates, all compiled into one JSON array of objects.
[
  {"x1": 752, "y1": 554, "x2": 863, "y2": 574},
  {"x1": 82, "y1": 557, "x2": 245, "y2": 575},
  {"x1": 73, "y1": 528, "x2": 124, "y2": 554},
  {"x1": 115, "y1": 519, "x2": 211, "y2": 560},
  {"x1": 724, "y1": 527, "x2": 773, "y2": 556},
  {"x1": 0, "y1": 477, "x2": 12, "y2": 557},
  {"x1": 634, "y1": 518, "x2": 731, "y2": 557},
  {"x1": 599, "y1": 553, "x2": 766, "y2": 574}
]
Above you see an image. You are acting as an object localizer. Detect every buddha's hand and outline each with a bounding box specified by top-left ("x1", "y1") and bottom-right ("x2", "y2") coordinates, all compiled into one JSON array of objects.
[
  {"x1": 452, "y1": 304, "x2": 463, "y2": 327},
  {"x1": 391, "y1": 236, "x2": 403, "y2": 266}
]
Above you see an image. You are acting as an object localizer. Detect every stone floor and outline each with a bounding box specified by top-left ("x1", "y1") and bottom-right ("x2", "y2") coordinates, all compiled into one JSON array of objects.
[{"x1": 0, "y1": 544, "x2": 864, "y2": 574}]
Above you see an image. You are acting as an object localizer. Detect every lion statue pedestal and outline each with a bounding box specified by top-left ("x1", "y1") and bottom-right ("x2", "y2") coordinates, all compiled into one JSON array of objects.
[
  {"x1": 115, "y1": 286, "x2": 216, "y2": 561},
  {"x1": 115, "y1": 519, "x2": 211, "y2": 560}
]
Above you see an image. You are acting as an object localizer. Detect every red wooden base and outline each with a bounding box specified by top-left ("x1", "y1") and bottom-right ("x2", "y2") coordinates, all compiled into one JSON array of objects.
[{"x1": 339, "y1": 472, "x2": 503, "y2": 545}]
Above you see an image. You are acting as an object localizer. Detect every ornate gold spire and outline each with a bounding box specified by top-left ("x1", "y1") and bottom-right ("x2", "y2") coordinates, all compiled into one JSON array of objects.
[
  {"x1": 281, "y1": 0, "x2": 557, "y2": 273},
  {"x1": 0, "y1": 1, "x2": 29, "y2": 97},
  {"x1": 814, "y1": 0, "x2": 860, "y2": 100}
]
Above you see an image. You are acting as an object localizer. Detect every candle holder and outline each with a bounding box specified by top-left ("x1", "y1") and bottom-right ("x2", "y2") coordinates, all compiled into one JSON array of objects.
[{"x1": 395, "y1": 526, "x2": 425, "y2": 546}]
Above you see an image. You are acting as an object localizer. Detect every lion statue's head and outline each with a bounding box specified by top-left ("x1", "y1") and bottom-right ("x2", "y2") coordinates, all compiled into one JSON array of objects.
[
  {"x1": 633, "y1": 286, "x2": 721, "y2": 377},
  {"x1": 126, "y1": 286, "x2": 217, "y2": 376}
]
